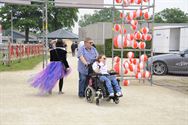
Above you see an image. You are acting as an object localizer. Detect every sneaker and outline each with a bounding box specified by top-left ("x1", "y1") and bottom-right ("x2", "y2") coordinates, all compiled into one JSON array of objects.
[
  {"x1": 109, "y1": 93, "x2": 114, "y2": 97},
  {"x1": 58, "y1": 91, "x2": 64, "y2": 94},
  {"x1": 116, "y1": 92, "x2": 123, "y2": 97}
]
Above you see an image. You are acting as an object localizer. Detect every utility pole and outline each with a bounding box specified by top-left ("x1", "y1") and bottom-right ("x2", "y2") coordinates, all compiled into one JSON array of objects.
[
  {"x1": 45, "y1": 0, "x2": 48, "y2": 66},
  {"x1": 11, "y1": 9, "x2": 13, "y2": 43}
]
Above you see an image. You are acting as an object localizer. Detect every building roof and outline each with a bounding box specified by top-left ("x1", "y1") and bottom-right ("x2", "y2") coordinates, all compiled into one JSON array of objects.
[
  {"x1": 154, "y1": 25, "x2": 187, "y2": 30},
  {"x1": 2, "y1": 29, "x2": 36, "y2": 40},
  {"x1": 47, "y1": 28, "x2": 78, "y2": 39}
]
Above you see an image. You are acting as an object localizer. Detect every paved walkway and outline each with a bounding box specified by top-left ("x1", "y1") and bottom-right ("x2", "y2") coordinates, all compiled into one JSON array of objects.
[{"x1": 0, "y1": 54, "x2": 188, "y2": 125}]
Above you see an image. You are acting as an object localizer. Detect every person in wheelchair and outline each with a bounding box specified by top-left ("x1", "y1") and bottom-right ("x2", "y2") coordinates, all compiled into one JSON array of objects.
[{"x1": 92, "y1": 54, "x2": 123, "y2": 97}]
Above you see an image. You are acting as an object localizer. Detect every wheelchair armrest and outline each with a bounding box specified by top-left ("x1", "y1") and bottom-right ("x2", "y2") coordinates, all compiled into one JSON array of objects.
[
  {"x1": 95, "y1": 73, "x2": 103, "y2": 76},
  {"x1": 108, "y1": 70, "x2": 118, "y2": 75}
]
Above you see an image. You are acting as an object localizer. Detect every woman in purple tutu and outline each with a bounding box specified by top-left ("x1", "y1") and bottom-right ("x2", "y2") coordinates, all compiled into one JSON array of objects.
[{"x1": 29, "y1": 39, "x2": 70, "y2": 95}]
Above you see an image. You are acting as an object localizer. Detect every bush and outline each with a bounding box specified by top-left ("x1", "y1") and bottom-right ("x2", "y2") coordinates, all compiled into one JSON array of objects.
[
  {"x1": 95, "y1": 44, "x2": 104, "y2": 54},
  {"x1": 104, "y1": 39, "x2": 152, "y2": 58}
]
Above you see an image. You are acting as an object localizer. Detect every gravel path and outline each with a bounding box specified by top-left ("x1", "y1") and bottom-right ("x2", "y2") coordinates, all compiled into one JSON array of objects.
[{"x1": 0, "y1": 54, "x2": 188, "y2": 125}]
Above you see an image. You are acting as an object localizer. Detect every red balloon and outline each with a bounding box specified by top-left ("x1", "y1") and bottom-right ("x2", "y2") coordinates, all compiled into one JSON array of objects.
[
  {"x1": 113, "y1": 63, "x2": 120, "y2": 74},
  {"x1": 120, "y1": 12, "x2": 125, "y2": 19},
  {"x1": 127, "y1": 33, "x2": 134, "y2": 41},
  {"x1": 140, "y1": 54, "x2": 148, "y2": 62},
  {"x1": 134, "y1": 32, "x2": 142, "y2": 40},
  {"x1": 114, "y1": 24, "x2": 121, "y2": 32},
  {"x1": 128, "y1": 0, "x2": 135, "y2": 4},
  {"x1": 131, "y1": 25, "x2": 137, "y2": 31},
  {"x1": 120, "y1": 28, "x2": 127, "y2": 34},
  {"x1": 138, "y1": 42, "x2": 146, "y2": 49},
  {"x1": 143, "y1": 71, "x2": 151, "y2": 79},
  {"x1": 129, "y1": 64, "x2": 134, "y2": 72},
  {"x1": 114, "y1": 36, "x2": 119, "y2": 48},
  {"x1": 137, "y1": 62, "x2": 145, "y2": 70},
  {"x1": 132, "y1": 40, "x2": 138, "y2": 49},
  {"x1": 144, "y1": 12, "x2": 150, "y2": 20},
  {"x1": 132, "y1": 58, "x2": 139, "y2": 65},
  {"x1": 123, "y1": 61, "x2": 130, "y2": 69},
  {"x1": 135, "y1": 0, "x2": 142, "y2": 4},
  {"x1": 123, "y1": 80, "x2": 130, "y2": 86},
  {"x1": 141, "y1": 27, "x2": 149, "y2": 34},
  {"x1": 144, "y1": 34, "x2": 152, "y2": 41},
  {"x1": 127, "y1": 52, "x2": 134, "y2": 58},
  {"x1": 136, "y1": 9, "x2": 143, "y2": 17},
  {"x1": 116, "y1": 0, "x2": 122, "y2": 3},
  {"x1": 135, "y1": 72, "x2": 142, "y2": 79},
  {"x1": 114, "y1": 56, "x2": 120, "y2": 63},
  {"x1": 114, "y1": 34, "x2": 127, "y2": 48}
]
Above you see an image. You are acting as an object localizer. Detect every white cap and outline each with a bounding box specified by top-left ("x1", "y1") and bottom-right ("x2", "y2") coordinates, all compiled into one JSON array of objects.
[{"x1": 78, "y1": 41, "x2": 84, "y2": 50}]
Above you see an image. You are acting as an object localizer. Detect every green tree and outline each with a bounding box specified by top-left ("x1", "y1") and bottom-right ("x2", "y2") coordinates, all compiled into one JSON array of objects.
[
  {"x1": 79, "y1": 8, "x2": 121, "y2": 27},
  {"x1": 155, "y1": 8, "x2": 188, "y2": 23},
  {"x1": 0, "y1": 4, "x2": 78, "y2": 43},
  {"x1": 0, "y1": 4, "x2": 42, "y2": 43},
  {"x1": 48, "y1": 6, "x2": 78, "y2": 32}
]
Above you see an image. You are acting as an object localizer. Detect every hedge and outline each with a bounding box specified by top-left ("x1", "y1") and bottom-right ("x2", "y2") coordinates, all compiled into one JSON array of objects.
[{"x1": 104, "y1": 39, "x2": 152, "y2": 58}]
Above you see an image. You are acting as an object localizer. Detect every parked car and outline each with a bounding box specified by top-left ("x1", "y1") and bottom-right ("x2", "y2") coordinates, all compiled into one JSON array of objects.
[{"x1": 147, "y1": 49, "x2": 188, "y2": 75}]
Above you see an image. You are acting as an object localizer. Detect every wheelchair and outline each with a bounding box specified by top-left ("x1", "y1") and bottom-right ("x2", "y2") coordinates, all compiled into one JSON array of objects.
[{"x1": 85, "y1": 64, "x2": 121, "y2": 105}]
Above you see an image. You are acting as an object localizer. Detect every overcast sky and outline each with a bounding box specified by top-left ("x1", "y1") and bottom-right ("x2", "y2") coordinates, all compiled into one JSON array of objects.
[
  {"x1": 0, "y1": 0, "x2": 187, "y2": 34},
  {"x1": 73, "y1": 0, "x2": 188, "y2": 34}
]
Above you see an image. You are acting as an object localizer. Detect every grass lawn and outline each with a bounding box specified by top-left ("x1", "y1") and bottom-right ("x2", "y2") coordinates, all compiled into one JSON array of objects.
[{"x1": 0, "y1": 56, "x2": 43, "y2": 72}]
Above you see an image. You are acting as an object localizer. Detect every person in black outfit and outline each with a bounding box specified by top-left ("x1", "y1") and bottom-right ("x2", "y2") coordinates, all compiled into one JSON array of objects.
[
  {"x1": 75, "y1": 41, "x2": 78, "y2": 49},
  {"x1": 29, "y1": 39, "x2": 70, "y2": 95},
  {"x1": 71, "y1": 42, "x2": 76, "y2": 57},
  {"x1": 50, "y1": 39, "x2": 70, "y2": 94}
]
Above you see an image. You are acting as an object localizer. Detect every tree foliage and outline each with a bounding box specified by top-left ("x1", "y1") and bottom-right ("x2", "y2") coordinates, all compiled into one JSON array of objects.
[
  {"x1": 79, "y1": 8, "x2": 120, "y2": 27},
  {"x1": 155, "y1": 8, "x2": 188, "y2": 23},
  {"x1": 0, "y1": 3, "x2": 78, "y2": 43},
  {"x1": 48, "y1": 4, "x2": 78, "y2": 32}
]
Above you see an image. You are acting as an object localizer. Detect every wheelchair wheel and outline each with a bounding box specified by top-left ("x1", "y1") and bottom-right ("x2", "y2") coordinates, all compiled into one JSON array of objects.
[
  {"x1": 96, "y1": 98, "x2": 100, "y2": 105},
  {"x1": 114, "y1": 98, "x2": 119, "y2": 104},
  {"x1": 106, "y1": 97, "x2": 111, "y2": 102},
  {"x1": 85, "y1": 86, "x2": 95, "y2": 103}
]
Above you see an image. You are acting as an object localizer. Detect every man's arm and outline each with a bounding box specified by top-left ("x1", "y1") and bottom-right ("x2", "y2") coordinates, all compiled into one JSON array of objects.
[
  {"x1": 77, "y1": 47, "x2": 88, "y2": 66},
  {"x1": 80, "y1": 55, "x2": 88, "y2": 66}
]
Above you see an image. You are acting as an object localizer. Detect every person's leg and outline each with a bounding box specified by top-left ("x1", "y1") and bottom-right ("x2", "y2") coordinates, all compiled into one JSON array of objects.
[
  {"x1": 73, "y1": 50, "x2": 75, "y2": 56},
  {"x1": 79, "y1": 72, "x2": 87, "y2": 97},
  {"x1": 99, "y1": 76, "x2": 114, "y2": 96},
  {"x1": 59, "y1": 78, "x2": 64, "y2": 94},
  {"x1": 71, "y1": 50, "x2": 74, "y2": 56},
  {"x1": 108, "y1": 75, "x2": 122, "y2": 96}
]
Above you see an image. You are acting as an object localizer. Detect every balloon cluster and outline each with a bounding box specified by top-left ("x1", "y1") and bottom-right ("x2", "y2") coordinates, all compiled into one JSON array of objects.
[
  {"x1": 113, "y1": 55, "x2": 151, "y2": 84},
  {"x1": 113, "y1": 0, "x2": 152, "y2": 86},
  {"x1": 113, "y1": 0, "x2": 152, "y2": 49}
]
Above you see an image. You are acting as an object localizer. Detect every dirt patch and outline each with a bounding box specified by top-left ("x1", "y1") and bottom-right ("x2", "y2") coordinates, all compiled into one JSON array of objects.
[{"x1": 152, "y1": 75, "x2": 188, "y2": 95}]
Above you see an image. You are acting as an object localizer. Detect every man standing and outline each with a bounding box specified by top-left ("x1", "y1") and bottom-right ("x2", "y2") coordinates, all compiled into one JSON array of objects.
[
  {"x1": 77, "y1": 37, "x2": 98, "y2": 98},
  {"x1": 71, "y1": 42, "x2": 76, "y2": 56}
]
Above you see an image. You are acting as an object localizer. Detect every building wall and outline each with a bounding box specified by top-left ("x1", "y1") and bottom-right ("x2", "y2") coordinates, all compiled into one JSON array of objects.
[
  {"x1": 153, "y1": 29, "x2": 170, "y2": 53},
  {"x1": 79, "y1": 22, "x2": 113, "y2": 45},
  {"x1": 169, "y1": 28, "x2": 180, "y2": 51},
  {"x1": 180, "y1": 28, "x2": 188, "y2": 51},
  {"x1": 79, "y1": 23, "x2": 188, "y2": 53}
]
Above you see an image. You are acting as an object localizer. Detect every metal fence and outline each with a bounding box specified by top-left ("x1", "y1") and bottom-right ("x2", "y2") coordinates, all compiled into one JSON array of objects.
[{"x1": 0, "y1": 43, "x2": 44, "y2": 65}]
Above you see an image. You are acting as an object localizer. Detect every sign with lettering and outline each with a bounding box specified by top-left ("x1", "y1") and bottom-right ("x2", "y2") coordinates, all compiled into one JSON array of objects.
[
  {"x1": 55, "y1": 0, "x2": 104, "y2": 8},
  {"x1": 176, "y1": 61, "x2": 188, "y2": 66},
  {"x1": 0, "y1": 0, "x2": 31, "y2": 5}
]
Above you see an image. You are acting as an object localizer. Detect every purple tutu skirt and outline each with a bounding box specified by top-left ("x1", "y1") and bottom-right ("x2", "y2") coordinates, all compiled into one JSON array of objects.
[{"x1": 29, "y1": 62, "x2": 70, "y2": 93}]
